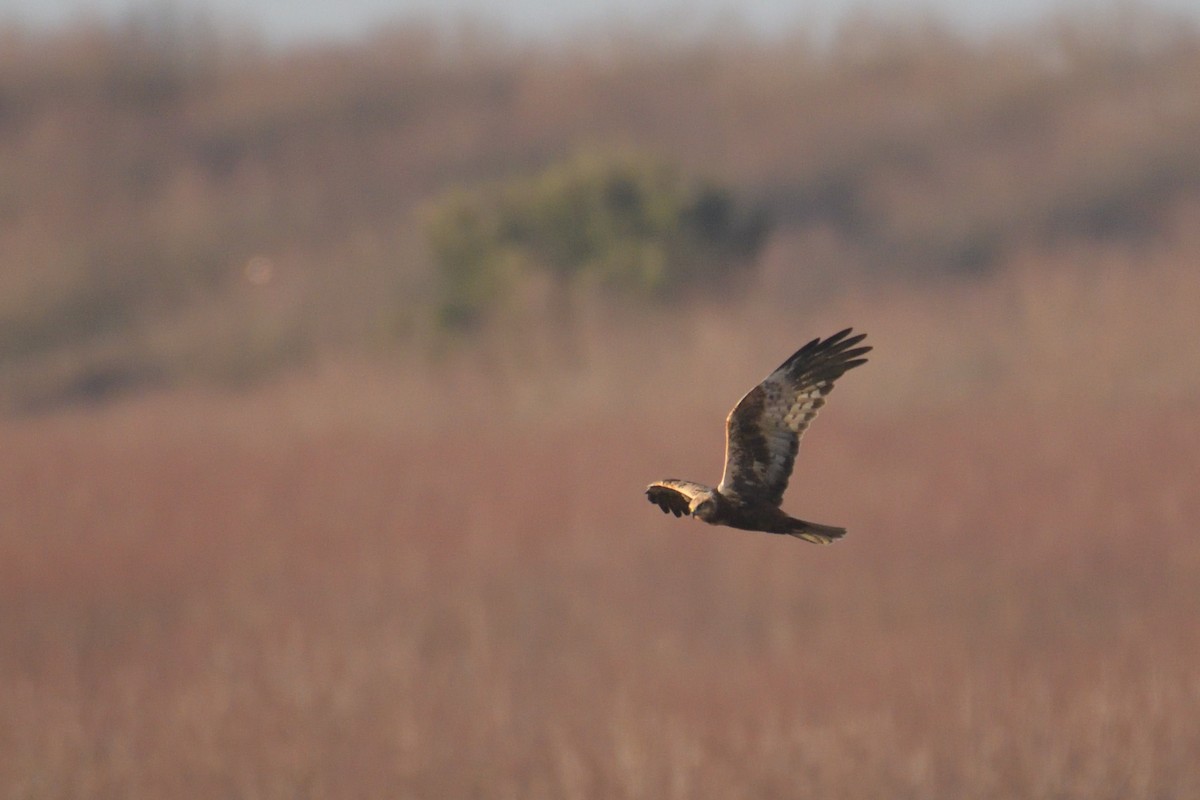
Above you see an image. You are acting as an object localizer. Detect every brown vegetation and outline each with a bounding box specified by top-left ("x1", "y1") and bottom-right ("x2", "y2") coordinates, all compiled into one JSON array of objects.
[
  {"x1": 3, "y1": 9, "x2": 1200, "y2": 405},
  {"x1": 3, "y1": 250, "x2": 1199, "y2": 796},
  {"x1": 2, "y1": 9, "x2": 1200, "y2": 798}
]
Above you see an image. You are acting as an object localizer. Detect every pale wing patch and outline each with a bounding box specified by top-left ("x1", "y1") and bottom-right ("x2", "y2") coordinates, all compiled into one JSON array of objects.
[
  {"x1": 646, "y1": 479, "x2": 714, "y2": 517},
  {"x1": 654, "y1": 479, "x2": 712, "y2": 498},
  {"x1": 781, "y1": 383, "x2": 827, "y2": 433}
]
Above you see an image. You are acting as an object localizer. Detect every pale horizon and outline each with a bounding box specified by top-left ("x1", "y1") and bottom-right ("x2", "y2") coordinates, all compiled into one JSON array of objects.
[{"x1": 2, "y1": 0, "x2": 1199, "y2": 46}]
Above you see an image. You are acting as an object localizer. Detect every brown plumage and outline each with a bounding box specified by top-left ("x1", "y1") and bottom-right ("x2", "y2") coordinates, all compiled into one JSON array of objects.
[{"x1": 645, "y1": 329, "x2": 869, "y2": 543}]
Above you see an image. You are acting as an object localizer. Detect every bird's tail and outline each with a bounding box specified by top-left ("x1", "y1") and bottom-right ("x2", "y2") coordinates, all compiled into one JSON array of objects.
[{"x1": 785, "y1": 517, "x2": 847, "y2": 544}]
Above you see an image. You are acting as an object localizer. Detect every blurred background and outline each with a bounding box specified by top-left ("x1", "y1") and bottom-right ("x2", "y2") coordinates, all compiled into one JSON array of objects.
[{"x1": 2, "y1": 0, "x2": 1199, "y2": 797}]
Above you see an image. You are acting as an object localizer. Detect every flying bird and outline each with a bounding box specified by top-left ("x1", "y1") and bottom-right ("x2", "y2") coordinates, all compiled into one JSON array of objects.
[{"x1": 646, "y1": 328, "x2": 869, "y2": 543}]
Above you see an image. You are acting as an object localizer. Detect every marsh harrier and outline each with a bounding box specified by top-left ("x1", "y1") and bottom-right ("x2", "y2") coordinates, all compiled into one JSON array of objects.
[{"x1": 646, "y1": 329, "x2": 869, "y2": 543}]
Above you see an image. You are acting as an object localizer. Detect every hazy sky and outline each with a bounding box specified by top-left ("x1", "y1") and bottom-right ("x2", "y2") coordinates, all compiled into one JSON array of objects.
[{"x1": 2, "y1": 0, "x2": 1198, "y2": 45}]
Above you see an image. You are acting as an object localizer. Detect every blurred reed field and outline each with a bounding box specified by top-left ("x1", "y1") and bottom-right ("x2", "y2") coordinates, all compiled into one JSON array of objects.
[{"x1": 3, "y1": 7, "x2": 1200, "y2": 799}]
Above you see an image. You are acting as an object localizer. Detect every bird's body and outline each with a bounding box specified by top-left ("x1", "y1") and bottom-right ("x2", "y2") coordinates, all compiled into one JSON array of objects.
[{"x1": 645, "y1": 329, "x2": 869, "y2": 543}]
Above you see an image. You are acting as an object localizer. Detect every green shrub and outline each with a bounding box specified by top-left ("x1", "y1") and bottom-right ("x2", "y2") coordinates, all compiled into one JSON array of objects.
[{"x1": 424, "y1": 152, "x2": 768, "y2": 328}]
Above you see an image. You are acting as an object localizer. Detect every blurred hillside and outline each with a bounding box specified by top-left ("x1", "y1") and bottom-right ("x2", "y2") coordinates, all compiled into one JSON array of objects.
[{"x1": 2, "y1": 9, "x2": 1200, "y2": 410}]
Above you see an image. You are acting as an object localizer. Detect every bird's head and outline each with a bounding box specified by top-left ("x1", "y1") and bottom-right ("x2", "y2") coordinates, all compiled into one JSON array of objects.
[{"x1": 689, "y1": 491, "x2": 719, "y2": 523}]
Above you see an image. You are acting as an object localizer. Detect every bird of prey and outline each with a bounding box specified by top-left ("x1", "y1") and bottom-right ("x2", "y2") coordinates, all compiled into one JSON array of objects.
[{"x1": 646, "y1": 328, "x2": 869, "y2": 543}]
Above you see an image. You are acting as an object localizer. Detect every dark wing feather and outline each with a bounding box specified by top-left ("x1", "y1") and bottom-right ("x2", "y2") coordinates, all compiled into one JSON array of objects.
[
  {"x1": 717, "y1": 329, "x2": 869, "y2": 507},
  {"x1": 645, "y1": 479, "x2": 713, "y2": 517}
]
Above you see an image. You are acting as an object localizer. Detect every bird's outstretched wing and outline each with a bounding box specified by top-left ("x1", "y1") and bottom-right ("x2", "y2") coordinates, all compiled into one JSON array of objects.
[
  {"x1": 645, "y1": 479, "x2": 713, "y2": 517},
  {"x1": 717, "y1": 329, "x2": 869, "y2": 507}
]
